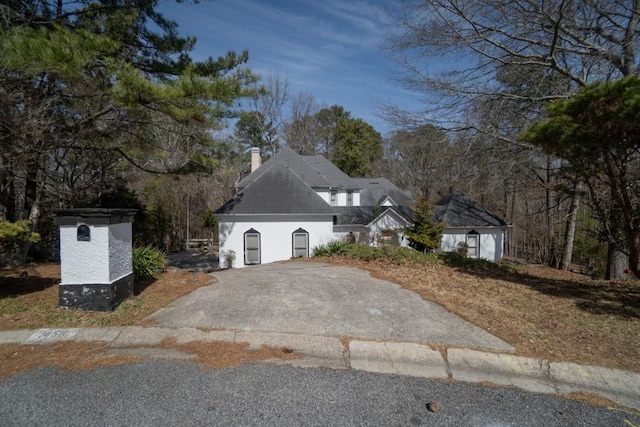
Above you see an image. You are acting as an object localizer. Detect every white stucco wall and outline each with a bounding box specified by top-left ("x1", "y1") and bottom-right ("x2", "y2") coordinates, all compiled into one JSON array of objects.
[
  {"x1": 315, "y1": 189, "x2": 330, "y2": 204},
  {"x1": 368, "y1": 210, "x2": 409, "y2": 247},
  {"x1": 440, "y1": 227, "x2": 505, "y2": 262},
  {"x1": 59, "y1": 224, "x2": 110, "y2": 284},
  {"x1": 314, "y1": 189, "x2": 361, "y2": 207},
  {"x1": 108, "y1": 222, "x2": 133, "y2": 282},
  {"x1": 218, "y1": 215, "x2": 336, "y2": 268}
]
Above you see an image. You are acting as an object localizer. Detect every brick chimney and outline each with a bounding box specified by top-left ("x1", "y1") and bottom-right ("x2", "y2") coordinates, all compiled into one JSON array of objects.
[{"x1": 250, "y1": 147, "x2": 261, "y2": 173}]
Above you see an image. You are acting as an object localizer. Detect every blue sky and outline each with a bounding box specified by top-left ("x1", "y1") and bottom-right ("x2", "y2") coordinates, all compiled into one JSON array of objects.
[{"x1": 157, "y1": 0, "x2": 422, "y2": 135}]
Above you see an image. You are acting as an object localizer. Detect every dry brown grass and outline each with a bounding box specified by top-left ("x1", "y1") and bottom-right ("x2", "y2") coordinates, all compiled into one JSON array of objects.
[
  {"x1": 2, "y1": 259, "x2": 639, "y2": 374},
  {"x1": 0, "y1": 265, "x2": 213, "y2": 329},
  {"x1": 0, "y1": 338, "x2": 299, "y2": 380},
  {"x1": 317, "y1": 256, "x2": 640, "y2": 373}
]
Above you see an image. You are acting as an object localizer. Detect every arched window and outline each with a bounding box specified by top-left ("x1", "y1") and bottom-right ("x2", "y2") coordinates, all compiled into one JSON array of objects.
[
  {"x1": 77, "y1": 224, "x2": 91, "y2": 241},
  {"x1": 244, "y1": 229, "x2": 261, "y2": 265},
  {"x1": 292, "y1": 228, "x2": 309, "y2": 258},
  {"x1": 466, "y1": 230, "x2": 480, "y2": 259}
]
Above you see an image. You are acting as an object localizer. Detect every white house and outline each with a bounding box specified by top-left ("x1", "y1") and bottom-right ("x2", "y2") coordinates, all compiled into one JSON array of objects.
[
  {"x1": 215, "y1": 147, "x2": 507, "y2": 267},
  {"x1": 433, "y1": 192, "x2": 507, "y2": 262}
]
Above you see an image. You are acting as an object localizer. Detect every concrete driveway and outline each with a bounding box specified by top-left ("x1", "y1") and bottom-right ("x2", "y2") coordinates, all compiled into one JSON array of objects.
[{"x1": 149, "y1": 261, "x2": 513, "y2": 351}]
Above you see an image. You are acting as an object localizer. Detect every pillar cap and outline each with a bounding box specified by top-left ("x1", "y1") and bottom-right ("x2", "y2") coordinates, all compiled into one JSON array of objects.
[{"x1": 54, "y1": 208, "x2": 137, "y2": 225}]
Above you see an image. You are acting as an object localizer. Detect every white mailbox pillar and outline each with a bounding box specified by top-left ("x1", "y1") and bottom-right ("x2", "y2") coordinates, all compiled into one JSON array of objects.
[{"x1": 54, "y1": 208, "x2": 137, "y2": 311}]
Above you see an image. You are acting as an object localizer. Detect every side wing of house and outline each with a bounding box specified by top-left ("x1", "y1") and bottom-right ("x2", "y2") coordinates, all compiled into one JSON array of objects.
[
  {"x1": 434, "y1": 192, "x2": 507, "y2": 262},
  {"x1": 440, "y1": 227, "x2": 505, "y2": 262}
]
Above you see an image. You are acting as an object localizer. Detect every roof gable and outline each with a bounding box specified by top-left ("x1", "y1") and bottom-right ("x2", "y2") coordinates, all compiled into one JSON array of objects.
[
  {"x1": 352, "y1": 178, "x2": 414, "y2": 206},
  {"x1": 333, "y1": 206, "x2": 414, "y2": 226},
  {"x1": 368, "y1": 207, "x2": 412, "y2": 228},
  {"x1": 236, "y1": 146, "x2": 358, "y2": 190},
  {"x1": 215, "y1": 161, "x2": 335, "y2": 215},
  {"x1": 434, "y1": 192, "x2": 507, "y2": 227}
]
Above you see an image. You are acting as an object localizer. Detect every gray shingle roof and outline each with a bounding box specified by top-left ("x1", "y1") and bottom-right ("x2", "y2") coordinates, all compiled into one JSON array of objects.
[
  {"x1": 215, "y1": 161, "x2": 335, "y2": 215},
  {"x1": 433, "y1": 192, "x2": 507, "y2": 227},
  {"x1": 236, "y1": 146, "x2": 359, "y2": 190},
  {"x1": 352, "y1": 178, "x2": 414, "y2": 206},
  {"x1": 333, "y1": 206, "x2": 414, "y2": 226},
  {"x1": 300, "y1": 155, "x2": 360, "y2": 189}
]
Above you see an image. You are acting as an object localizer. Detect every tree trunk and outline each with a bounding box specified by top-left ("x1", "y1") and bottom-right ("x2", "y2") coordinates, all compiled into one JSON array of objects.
[
  {"x1": 545, "y1": 156, "x2": 558, "y2": 267},
  {"x1": 605, "y1": 243, "x2": 627, "y2": 280},
  {"x1": 561, "y1": 183, "x2": 580, "y2": 271}
]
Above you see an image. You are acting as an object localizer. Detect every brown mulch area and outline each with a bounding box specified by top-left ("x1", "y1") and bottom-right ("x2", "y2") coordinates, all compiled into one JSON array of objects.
[{"x1": 315, "y1": 256, "x2": 640, "y2": 373}]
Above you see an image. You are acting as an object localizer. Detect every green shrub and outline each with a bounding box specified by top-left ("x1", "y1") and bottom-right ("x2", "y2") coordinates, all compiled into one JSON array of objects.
[
  {"x1": 436, "y1": 251, "x2": 498, "y2": 270},
  {"x1": 314, "y1": 242, "x2": 440, "y2": 266},
  {"x1": 314, "y1": 241, "x2": 513, "y2": 271},
  {"x1": 343, "y1": 243, "x2": 380, "y2": 261},
  {"x1": 133, "y1": 246, "x2": 168, "y2": 281},
  {"x1": 0, "y1": 219, "x2": 41, "y2": 267},
  {"x1": 313, "y1": 240, "x2": 347, "y2": 257}
]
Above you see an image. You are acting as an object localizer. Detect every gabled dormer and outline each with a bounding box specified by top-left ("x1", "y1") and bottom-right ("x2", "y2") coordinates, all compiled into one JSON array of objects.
[
  {"x1": 352, "y1": 178, "x2": 414, "y2": 208},
  {"x1": 378, "y1": 196, "x2": 398, "y2": 207}
]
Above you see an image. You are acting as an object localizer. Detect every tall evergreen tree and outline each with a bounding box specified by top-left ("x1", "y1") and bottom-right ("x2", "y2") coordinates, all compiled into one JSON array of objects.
[
  {"x1": 405, "y1": 198, "x2": 445, "y2": 253},
  {"x1": 521, "y1": 76, "x2": 640, "y2": 279},
  {"x1": 0, "y1": 0, "x2": 258, "y2": 259},
  {"x1": 332, "y1": 118, "x2": 382, "y2": 177}
]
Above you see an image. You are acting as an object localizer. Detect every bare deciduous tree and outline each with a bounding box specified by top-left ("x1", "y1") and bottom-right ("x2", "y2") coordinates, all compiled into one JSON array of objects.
[{"x1": 385, "y1": 0, "x2": 640, "y2": 275}]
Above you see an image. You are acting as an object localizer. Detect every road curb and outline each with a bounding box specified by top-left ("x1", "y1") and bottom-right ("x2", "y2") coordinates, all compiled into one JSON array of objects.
[
  {"x1": 348, "y1": 340, "x2": 448, "y2": 378},
  {"x1": 1, "y1": 327, "x2": 639, "y2": 410},
  {"x1": 550, "y1": 362, "x2": 640, "y2": 411},
  {"x1": 447, "y1": 348, "x2": 556, "y2": 394}
]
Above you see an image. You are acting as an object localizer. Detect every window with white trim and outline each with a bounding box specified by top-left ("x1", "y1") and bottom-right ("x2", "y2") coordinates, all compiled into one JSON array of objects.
[
  {"x1": 466, "y1": 230, "x2": 480, "y2": 259},
  {"x1": 330, "y1": 190, "x2": 337, "y2": 206},
  {"x1": 244, "y1": 229, "x2": 261, "y2": 265},
  {"x1": 292, "y1": 228, "x2": 309, "y2": 258},
  {"x1": 347, "y1": 190, "x2": 353, "y2": 206}
]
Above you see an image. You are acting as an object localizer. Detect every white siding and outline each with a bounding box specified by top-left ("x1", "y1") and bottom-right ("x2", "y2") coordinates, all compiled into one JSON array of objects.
[
  {"x1": 59, "y1": 224, "x2": 110, "y2": 284},
  {"x1": 440, "y1": 227, "x2": 505, "y2": 262},
  {"x1": 218, "y1": 215, "x2": 336, "y2": 268},
  {"x1": 368, "y1": 210, "x2": 409, "y2": 247},
  {"x1": 315, "y1": 189, "x2": 330, "y2": 205},
  {"x1": 353, "y1": 190, "x2": 361, "y2": 206},
  {"x1": 335, "y1": 190, "x2": 361, "y2": 206},
  {"x1": 313, "y1": 189, "x2": 361, "y2": 207}
]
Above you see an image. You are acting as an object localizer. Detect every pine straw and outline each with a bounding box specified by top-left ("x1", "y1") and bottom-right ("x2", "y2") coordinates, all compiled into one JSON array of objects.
[
  {"x1": 0, "y1": 265, "x2": 214, "y2": 329},
  {"x1": 2, "y1": 259, "x2": 639, "y2": 373},
  {"x1": 0, "y1": 338, "x2": 299, "y2": 380},
  {"x1": 316, "y1": 256, "x2": 640, "y2": 373}
]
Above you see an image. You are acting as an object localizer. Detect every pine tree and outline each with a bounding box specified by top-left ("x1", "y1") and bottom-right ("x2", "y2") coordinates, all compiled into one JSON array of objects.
[{"x1": 405, "y1": 198, "x2": 444, "y2": 253}]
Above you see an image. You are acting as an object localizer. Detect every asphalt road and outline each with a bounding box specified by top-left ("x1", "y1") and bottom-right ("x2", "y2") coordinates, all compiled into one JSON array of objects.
[{"x1": 1, "y1": 361, "x2": 636, "y2": 426}]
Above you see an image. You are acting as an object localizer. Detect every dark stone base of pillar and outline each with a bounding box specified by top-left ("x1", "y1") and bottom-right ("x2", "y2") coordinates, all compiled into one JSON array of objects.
[{"x1": 59, "y1": 274, "x2": 134, "y2": 311}]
